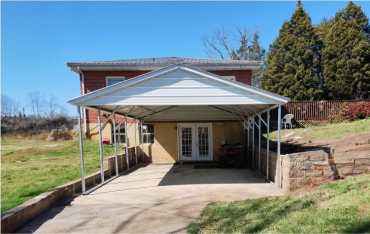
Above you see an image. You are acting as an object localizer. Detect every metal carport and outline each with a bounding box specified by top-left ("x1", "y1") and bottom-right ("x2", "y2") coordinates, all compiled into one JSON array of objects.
[{"x1": 68, "y1": 64, "x2": 290, "y2": 193}]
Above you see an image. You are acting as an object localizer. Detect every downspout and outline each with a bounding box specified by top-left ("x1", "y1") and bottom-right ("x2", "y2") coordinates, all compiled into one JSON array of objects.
[{"x1": 76, "y1": 66, "x2": 87, "y2": 134}]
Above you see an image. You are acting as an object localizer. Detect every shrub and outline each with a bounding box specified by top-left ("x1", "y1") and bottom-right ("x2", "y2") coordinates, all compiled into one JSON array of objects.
[
  {"x1": 46, "y1": 128, "x2": 73, "y2": 141},
  {"x1": 328, "y1": 102, "x2": 349, "y2": 122},
  {"x1": 342, "y1": 101, "x2": 370, "y2": 120},
  {"x1": 1, "y1": 116, "x2": 76, "y2": 135}
]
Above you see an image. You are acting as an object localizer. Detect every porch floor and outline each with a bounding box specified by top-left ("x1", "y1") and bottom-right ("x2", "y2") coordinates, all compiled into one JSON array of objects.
[{"x1": 20, "y1": 164, "x2": 283, "y2": 233}]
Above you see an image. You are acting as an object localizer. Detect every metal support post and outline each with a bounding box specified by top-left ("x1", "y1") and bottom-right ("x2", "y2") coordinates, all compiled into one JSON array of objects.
[
  {"x1": 135, "y1": 121, "x2": 138, "y2": 165},
  {"x1": 266, "y1": 110, "x2": 270, "y2": 180},
  {"x1": 125, "y1": 120, "x2": 130, "y2": 169},
  {"x1": 112, "y1": 112, "x2": 119, "y2": 176},
  {"x1": 277, "y1": 105, "x2": 282, "y2": 187},
  {"x1": 252, "y1": 117, "x2": 255, "y2": 169},
  {"x1": 97, "y1": 109, "x2": 105, "y2": 183},
  {"x1": 77, "y1": 107, "x2": 86, "y2": 193},
  {"x1": 258, "y1": 116, "x2": 261, "y2": 171}
]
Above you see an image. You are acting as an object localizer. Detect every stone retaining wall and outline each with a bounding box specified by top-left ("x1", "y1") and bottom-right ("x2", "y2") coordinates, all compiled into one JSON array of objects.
[
  {"x1": 258, "y1": 146, "x2": 369, "y2": 192},
  {"x1": 280, "y1": 150, "x2": 335, "y2": 191},
  {"x1": 336, "y1": 158, "x2": 370, "y2": 177},
  {"x1": 1, "y1": 147, "x2": 145, "y2": 233},
  {"x1": 258, "y1": 147, "x2": 337, "y2": 192}
]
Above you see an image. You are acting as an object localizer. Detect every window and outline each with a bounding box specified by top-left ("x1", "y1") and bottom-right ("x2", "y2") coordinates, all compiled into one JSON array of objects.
[
  {"x1": 112, "y1": 123, "x2": 126, "y2": 144},
  {"x1": 140, "y1": 124, "x2": 154, "y2": 144},
  {"x1": 222, "y1": 76, "x2": 236, "y2": 81},
  {"x1": 106, "y1": 76, "x2": 126, "y2": 86}
]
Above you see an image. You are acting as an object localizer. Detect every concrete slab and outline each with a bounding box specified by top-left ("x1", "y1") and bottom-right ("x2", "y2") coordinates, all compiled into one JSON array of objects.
[{"x1": 19, "y1": 164, "x2": 283, "y2": 233}]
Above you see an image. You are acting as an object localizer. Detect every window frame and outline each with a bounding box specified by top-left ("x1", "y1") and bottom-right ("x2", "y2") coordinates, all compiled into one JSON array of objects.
[
  {"x1": 105, "y1": 76, "x2": 126, "y2": 86},
  {"x1": 112, "y1": 123, "x2": 126, "y2": 144},
  {"x1": 140, "y1": 124, "x2": 154, "y2": 144}
]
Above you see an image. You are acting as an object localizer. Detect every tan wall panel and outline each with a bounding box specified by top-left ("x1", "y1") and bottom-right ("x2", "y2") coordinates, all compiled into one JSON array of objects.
[
  {"x1": 150, "y1": 123, "x2": 177, "y2": 163},
  {"x1": 88, "y1": 123, "x2": 112, "y2": 141},
  {"x1": 126, "y1": 122, "x2": 140, "y2": 147},
  {"x1": 225, "y1": 122, "x2": 243, "y2": 144},
  {"x1": 87, "y1": 121, "x2": 241, "y2": 163},
  {"x1": 88, "y1": 122, "x2": 140, "y2": 146},
  {"x1": 212, "y1": 122, "x2": 226, "y2": 161},
  {"x1": 138, "y1": 123, "x2": 177, "y2": 164},
  {"x1": 212, "y1": 122, "x2": 242, "y2": 161}
]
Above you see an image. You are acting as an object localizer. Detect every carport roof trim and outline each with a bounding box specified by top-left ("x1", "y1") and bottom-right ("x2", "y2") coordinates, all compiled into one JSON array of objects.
[{"x1": 68, "y1": 64, "x2": 290, "y2": 106}]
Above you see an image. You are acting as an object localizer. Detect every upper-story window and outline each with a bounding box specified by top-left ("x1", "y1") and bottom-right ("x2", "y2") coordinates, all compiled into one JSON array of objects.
[
  {"x1": 222, "y1": 76, "x2": 236, "y2": 81},
  {"x1": 106, "y1": 76, "x2": 126, "y2": 86}
]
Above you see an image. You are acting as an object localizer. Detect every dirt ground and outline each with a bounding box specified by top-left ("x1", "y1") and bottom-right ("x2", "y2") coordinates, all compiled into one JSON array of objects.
[{"x1": 282, "y1": 131, "x2": 370, "y2": 163}]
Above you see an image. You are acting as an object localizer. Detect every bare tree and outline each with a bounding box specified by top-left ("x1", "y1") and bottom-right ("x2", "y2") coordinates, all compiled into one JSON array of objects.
[
  {"x1": 28, "y1": 91, "x2": 44, "y2": 117},
  {"x1": 203, "y1": 28, "x2": 266, "y2": 87},
  {"x1": 2, "y1": 95, "x2": 13, "y2": 117},
  {"x1": 46, "y1": 94, "x2": 59, "y2": 118},
  {"x1": 1, "y1": 95, "x2": 19, "y2": 117},
  {"x1": 203, "y1": 28, "x2": 265, "y2": 60},
  {"x1": 203, "y1": 28, "x2": 237, "y2": 59}
]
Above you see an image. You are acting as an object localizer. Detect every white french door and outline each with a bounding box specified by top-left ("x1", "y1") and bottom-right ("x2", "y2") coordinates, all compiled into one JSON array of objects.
[{"x1": 178, "y1": 123, "x2": 212, "y2": 161}]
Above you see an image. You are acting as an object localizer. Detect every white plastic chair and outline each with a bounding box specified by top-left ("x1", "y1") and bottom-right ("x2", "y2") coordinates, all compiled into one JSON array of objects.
[{"x1": 282, "y1": 114, "x2": 294, "y2": 129}]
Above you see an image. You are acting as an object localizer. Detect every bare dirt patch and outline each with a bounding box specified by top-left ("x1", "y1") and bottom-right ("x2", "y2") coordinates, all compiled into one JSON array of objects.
[{"x1": 289, "y1": 132, "x2": 370, "y2": 164}]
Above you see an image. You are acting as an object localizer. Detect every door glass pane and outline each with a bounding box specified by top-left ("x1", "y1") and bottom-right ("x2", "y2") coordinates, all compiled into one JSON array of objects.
[
  {"x1": 198, "y1": 127, "x2": 209, "y2": 158},
  {"x1": 181, "y1": 127, "x2": 192, "y2": 158}
]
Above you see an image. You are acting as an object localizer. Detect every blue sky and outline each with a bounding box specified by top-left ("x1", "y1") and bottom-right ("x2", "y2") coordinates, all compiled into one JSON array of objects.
[{"x1": 2, "y1": 1, "x2": 370, "y2": 116}]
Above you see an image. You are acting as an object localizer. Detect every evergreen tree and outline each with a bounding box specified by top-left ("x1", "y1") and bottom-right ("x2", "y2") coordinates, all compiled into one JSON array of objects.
[
  {"x1": 262, "y1": 1, "x2": 323, "y2": 100},
  {"x1": 231, "y1": 31, "x2": 250, "y2": 60},
  {"x1": 249, "y1": 33, "x2": 266, "y2": 87},
  {"x1": 322, "y1": 2, "x2": 370, "y2": 99},
  {"x1": 249, "y1": 32, "x2": 265, "y2": 61},
  {"x1": 317, "y1": 18, "x2": 333, "y2": 42}
]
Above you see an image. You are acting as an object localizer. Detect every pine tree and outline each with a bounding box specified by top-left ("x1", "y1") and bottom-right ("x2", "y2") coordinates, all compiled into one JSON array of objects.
[
  {"x1": 322, "y1": 2, "x2": 370, "y2": 99},
  {"x1": 231, "y1": 32, "x2": 250, "y2": 60},
  {"x1": 262, "y1": 1, "x2": 323, "y2": 100},
  {"x1": 249, "y1": 32, "x2": 265, "y2": 61},
  {"x1": 249, "y1": 33, "x2": 266, "y2": 87}
]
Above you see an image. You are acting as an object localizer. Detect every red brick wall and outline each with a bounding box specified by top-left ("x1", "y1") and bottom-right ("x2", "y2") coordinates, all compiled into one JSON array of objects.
[
  {"x1": 82, "y1": 71, "x2": 149, "y2": 124},
  {"x1": 82, "y1": 69, "x2": 253, "y2": 123},
  {"x1": 82, "y1": 70, "x2": 149, "y2": 94},
  {"x1": 211, "y1": 70, "x2": 252, "y2": 85}
]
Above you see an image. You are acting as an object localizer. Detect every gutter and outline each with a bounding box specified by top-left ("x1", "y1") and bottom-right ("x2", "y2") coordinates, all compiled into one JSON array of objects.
[{"x1": 67, "y1": 63, "x2": 263, "y2": 72}]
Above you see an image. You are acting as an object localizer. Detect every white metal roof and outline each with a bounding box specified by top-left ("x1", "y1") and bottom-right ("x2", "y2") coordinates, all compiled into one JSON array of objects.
[{"x1": 69, "y1": 65, "x2": 289, "y2": 121}]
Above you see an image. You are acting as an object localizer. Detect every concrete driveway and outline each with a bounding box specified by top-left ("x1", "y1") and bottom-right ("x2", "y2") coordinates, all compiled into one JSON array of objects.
[{"x1": 20, "y1": 164, "x2": 283, "y2": 233}]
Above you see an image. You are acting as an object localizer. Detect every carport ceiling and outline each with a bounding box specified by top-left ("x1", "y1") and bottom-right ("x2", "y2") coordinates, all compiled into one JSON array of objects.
[{"x1": 91, "y1": 104, "x2": 273, "y2": 121}]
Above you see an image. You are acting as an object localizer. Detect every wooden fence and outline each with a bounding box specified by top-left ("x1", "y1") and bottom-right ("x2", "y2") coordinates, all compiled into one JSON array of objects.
[{"x1": 284, "y1": 100, "x2": 370, "y2": 121}]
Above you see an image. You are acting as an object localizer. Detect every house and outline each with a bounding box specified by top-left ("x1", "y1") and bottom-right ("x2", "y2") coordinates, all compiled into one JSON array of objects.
[
  {"x1": 68, "y1": 57, "x2": 289, "y2": 192},
  {"x1": 69, "y1": 57, "x2": 260, "y2": 142},
  {"x1": 68, "y1": 57, "x2": 270, "y2": 160}
]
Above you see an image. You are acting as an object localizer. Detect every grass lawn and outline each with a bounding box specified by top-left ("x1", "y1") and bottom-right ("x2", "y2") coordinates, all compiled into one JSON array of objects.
[
  {"x1": 268, "y1": 118, "x2": 370, "y2": 142},
  {"x1": 188, "y1": 174, "x2": 370, "y2": 233},
  {"x1": 1, "y1": 136, "x2": 119, "y2": 213}
]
